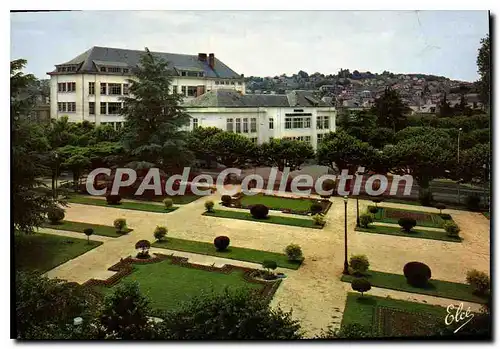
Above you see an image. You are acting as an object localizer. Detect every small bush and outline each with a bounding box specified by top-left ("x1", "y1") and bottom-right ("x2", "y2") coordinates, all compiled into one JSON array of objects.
[
  {"x1": 359, "y1": 214, "x2": 373, "y2": 228},
  {"x1": 439, "y1": 213, "x2": 452, "y2": 220},
  {"x1": 368, "y1": 206, "x2": 378, "y2": 214},
  {"x1": 153, "y1": 226, "x2": 167, "y2": 241},
  {"x1": 398, "y1": 217, "x2": 417, "y2": 233},
  {"x1": 47, "y1": 207, "x2": 65, "y2": 224},
  {"x1": 221, "y1": 195, "x2": 232, "y2": 207},
  {"x1": 466, "y1": 195, "x2": 481, "y2": 211},
  {"x1": 262, "y1": 260, "x2": 277, "y2": 272},
  {"x1": 466, "y1": 269, "x2": 490, "y2": 295},
  {"x1": 214, "y1": 236, "x2": 230, "y2": 251},
  {"x1": 403, "y1": 261, "x2": 432, "y2": 288},
  {"x1": 135, "y1": 240, "x2": 151, "y2": 259},
  {"x1": 83, "y1": 228, "x2": 94, "y2": 244},
  {"x1": 419, "y1": 190, "x2": 433, "y2": 206},
  {"x1": 372, "y1": 198, "x2": 383, "y2": 207},
  {"x1": 163, "y1": 198, "x2": 173, "y2": 209},
  {"x1": 330, "y1": 323, "x2": 370, "y2": 339},
  {"x1": 321, "y1": 179, "x2": 336, "y2": 197},
  {"x1": 204, "y1": 200, "x2": 215, "y2": 212},
  {"x1": 435, "y1": 203, "x2": 446, "y2": 214},
  {"x1": 250, "y1": 204, "x2": 269, "y2": 219},
  {"x1": 312, "y1": 213, "x2": 326, "y2": 226},
  {"x1": 351, "y1": 278, "x2": 371, "y2": 296},
  {"x1": 349, "y1": 255, "x2": 370, "y2": 275},
  {"x1": 285, "y1": 244, "x2": 303, "y2": 261},
  {"x1": 443, "y1": 221, "x2": 460, "y2": 238},
  {"x1": 106, "y1": 194, "x2": 122, "y2": 205},
  {"x1": 310, "y1": 202, "x2": 323, "y2": 215},
  {"x1": 113, "y1": 218, "x2": 127, "y2": 233}
]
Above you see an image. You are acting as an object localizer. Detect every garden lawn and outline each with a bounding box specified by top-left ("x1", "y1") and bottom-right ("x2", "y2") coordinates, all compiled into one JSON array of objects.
[
  {"x1": 341, "y1": 270, "x2": 487, "y2": 304},
  {"x1": 341, "y1": 293, "x2": 448, "y2": 337},
  {"x1": 68, "y1": 195, "x2": 178, "y2": 213},
  {"x1": 41, "y1": 220, "x2": 132, "y2": 238},
  {"x1": 15, "y1": 233, "x2": 101, "y2": 274},
  {"x1": 240, "y1": 193, "x2": 315, "y2": 213},
  {"x1": 369, "y1": 206, "x2": 450, "y2": 228},
  {"x1": 100, "y1": 258, "x2": 264, "y2": 312},
  {"x1": 153, "y1": 237, "x2": 302, "y2": 269},
  {"x1": 203, "y1": 210, "x2": 322, "y2": 229},
  {"x1": 356, "y1": 225, "x2": 461, "y2": 243},
  {"x1": 126, "y1": 194, "x2": 201, "y2": 205}
]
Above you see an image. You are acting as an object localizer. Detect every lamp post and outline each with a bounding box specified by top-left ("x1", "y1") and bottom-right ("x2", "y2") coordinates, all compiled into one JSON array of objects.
[
  {"x1": 343, "y1": 195, "x2": 349, "y2": 275},
  {"x1": 356, "y1": 197, "x2": 360, "y2": 227},
  {"x1": 457, "y1": 128, "x2": 462, "y2": 163},
  {"x1": 53, "y1": 152, "x2": 59, "y2": 198}
]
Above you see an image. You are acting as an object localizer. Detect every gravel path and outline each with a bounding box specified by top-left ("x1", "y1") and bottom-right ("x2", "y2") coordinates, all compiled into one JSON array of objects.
[{"x1": 42, "y1": 191, "x2": 490, "y2": 337}]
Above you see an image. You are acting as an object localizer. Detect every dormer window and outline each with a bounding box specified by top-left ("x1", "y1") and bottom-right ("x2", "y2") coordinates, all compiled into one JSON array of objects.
[
  {"x1": 108, "y1": 67, "x2": 121, "y2": 73},
  {"x1": 123, "y1": 68, "x2": 129, "y2": 73},
  {"x1": 100, "y1": 67, "x2": 106, "y2": 72},
  {"x1": 181, "y1": 71, "x2": 187, "y2": 76}
]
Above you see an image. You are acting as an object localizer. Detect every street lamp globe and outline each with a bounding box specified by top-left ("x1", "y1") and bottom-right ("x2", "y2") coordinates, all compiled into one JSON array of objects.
[{"x1": 344, "y1": 195, "x2": 348, "y2": 203}]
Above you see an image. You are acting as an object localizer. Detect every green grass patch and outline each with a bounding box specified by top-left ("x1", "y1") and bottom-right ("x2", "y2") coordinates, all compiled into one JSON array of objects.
[
  {"x1": 153, "y1": 237, "x2": 302, "y2": 270},
  {"x1": 98, "y1": 258, "x2": 264, "y2": 312},
  {"x1": 369, "y1": 206, "x2": 449, "y2": 228},
  {"x1": 68, "y1": 195, "x2": 178, "y2": 213},
  {"x1": 203, "y1": 209, "x2": 322, "y2": 229},
  {"x1": 15, "y1": 233, "x2": 101, "y2": 274},
  {"x1": 356, "y1": 225, "x2": 461, "y2": 243},
  {"x1": 126, "y1": 194, "x2": 202, "y2": 205},
  {"x1": 341, "y1": 293, "x2": 448, "y2": 337},
  {"x1": 240, "y1": 193, "x2": 314, "y2": 213},
  {"x1": 341, "y1": 270, "x2": 487, "y2": 304},
  {"x1": 41, "y1": 220, "x2": 132, "y2": 238}
]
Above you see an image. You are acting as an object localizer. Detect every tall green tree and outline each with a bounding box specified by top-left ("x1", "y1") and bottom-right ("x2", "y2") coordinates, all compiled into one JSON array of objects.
[
  {"x1": 437, "y1": 93, "x2": 453, "y2": 117},
  {"x1": 477, "y1": 34, "x2": 490, "y2": 108},
  {"x1": 370, "y1": 87, "x2": 410, "y2": 131},
  {"x1": 206, "y1": 132, "x2": 255, "y2": 167},
  {"x1": 187, "y1": 126, "x2": 223, "y2": 168},
  {"x1": 259, "y1": 138, "x2": 314, "y2": 171},
  {"x1": 12, "y1": 59, "x2": 61, "y2": 233},
  {"x1": 121, "y1": 48, "x2": 192, "y2": 171}
]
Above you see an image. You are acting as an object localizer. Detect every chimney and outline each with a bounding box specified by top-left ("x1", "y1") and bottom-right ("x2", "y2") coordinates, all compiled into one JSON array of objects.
[
  {"x1": 198, "y1": 53, "x2": 207, "y2": 62},
  {"x1": 208, "y1": 53, "x2": 215, "y2": 70}
]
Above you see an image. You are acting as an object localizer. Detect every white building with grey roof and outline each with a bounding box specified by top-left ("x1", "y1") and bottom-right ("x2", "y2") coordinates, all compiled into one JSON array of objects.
[
  {"x1": 48, "y1": 46, "x2": 245, "y2": 128},
  {"x1": 184, "y1": 89, "x2": 336, "y2": 150}
]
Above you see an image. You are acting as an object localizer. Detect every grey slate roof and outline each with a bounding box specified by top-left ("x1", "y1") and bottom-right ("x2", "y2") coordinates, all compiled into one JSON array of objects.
[
  {"x1": 52, "y1": 46, "x2": 241, "y2": 79},
  {"x1": 185, "y1": 89, "x2": 335, "y2": 108}
]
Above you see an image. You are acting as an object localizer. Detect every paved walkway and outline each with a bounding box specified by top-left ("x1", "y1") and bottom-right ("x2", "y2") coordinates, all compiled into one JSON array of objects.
[{"x1": 41, "y1": 191, "x2": 490, "y2": 337}]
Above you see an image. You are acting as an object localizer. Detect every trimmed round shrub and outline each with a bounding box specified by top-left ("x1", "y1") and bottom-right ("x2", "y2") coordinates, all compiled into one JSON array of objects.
[
  {"x1": 113, "y1": 218, "x2": 127, "y2": 233},
  {"x1": 466, "y1": 269, "x2": 490, "y2": 295},
  {"x1": 443, "y1": 221, "x2": 460, "y2": 237},
  {"x1": 106, "y1": 194, "x2": 122, "y2": 205},
  {"x1": 47, "y1": 207, "x2": 65, "y2": 224},
  {"x1": 163, "y1": 198, "x2": 173, "y2": 209},
  {"x1": 285, "y1": 244, "x2": 303, "y2": 261},
  {"x1": 214, "y1": 236, "x2": 230, "y2": 251},
  {"x1": 250, "y1": 204, "x2": 269, "y2": 219},
  {"x1": 372, "y1": 198, "x2": 383, "y2": 207},
  {"x1": 368, "y1": 206, "x2": 378, "y2": 214},
  {"x1": 351, "y1": 278, "x2": 371, "y2": 296},
  {"x1": 204, "y1": 200, "x2": 215, "y2": 212},
  {"x1": 221, "y1": 195, "x2": 232, "y2": 207},
  {"x1": 349, "y1": 255, "x2": 370, "y2": 275},
  {"x1": 83, "y1": 228, "x2": 94, "y2": 236},
  {"x1": 398, "y1": 217, "x2": 417, "y2": 233},
  {"x1": 310, "y1": 202, "x2": 323, "y2": 215},
  {"x1": 466, "y1": 195, "x2": 481, "y2": 211},
  {"x1": 153, "y1": 226, "x2": 167, "y2": 241},
  {"x1": 435, "y1": 203, "x2": 446, "y2": 214},
  {"x1": 359, "y1": 214, "x2": 373, "y2": 228},
  {"x1": 312, "y1": 213, "x2": 326, "y2": 226},
  {"x1": 403, "y1": 261, "x2": 432, "y2": 288},
  {"x1": 135, "y1": 240, "x2": 151, "y2": 258},
  {"x1": 262, "y1": 260, "x2": 277, "y2": 271},
  {"x1": 321, "y1": 179, "x2": 336, "y2": 196}
]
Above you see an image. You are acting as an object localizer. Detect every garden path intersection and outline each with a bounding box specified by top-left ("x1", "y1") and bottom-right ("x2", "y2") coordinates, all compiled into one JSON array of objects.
[{"x1": 42, "y1": 188, "x2": 489, "y2": 337}]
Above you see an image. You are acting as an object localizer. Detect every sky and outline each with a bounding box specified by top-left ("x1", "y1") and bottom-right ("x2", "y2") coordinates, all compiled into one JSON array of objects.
[{"x1": 10, "y1": 10, "x2": 489, "y2": 82}]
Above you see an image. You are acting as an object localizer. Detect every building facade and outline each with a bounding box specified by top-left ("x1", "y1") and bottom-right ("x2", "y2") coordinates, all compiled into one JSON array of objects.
[
  {"x1": 48, "y1": 46, "x2": 245, "y2": 128},
  {"x1": 185, "y1": 90, "x2": 336, "y2": 150}
]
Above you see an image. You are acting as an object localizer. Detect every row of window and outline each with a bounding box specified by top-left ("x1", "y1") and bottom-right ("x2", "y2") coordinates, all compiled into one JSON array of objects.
[
  {"x1": 284, "y1": 116, "x2": 312, "y2": 130},
  {"x1": 215, "y1": 80, "x2": 243, "y2": 86},
  {"x1": 57, "y1": 66, "x2": 77, "y2": 72},
  {"x1": 88, "y1": 102, "x2": 123, "y2": 115},
  {"x1": 226, "y1": 118, "x2": 258, "y2": 133},
  {"x1": 88, "y1": 82, "x2": 129, "y2": 96},
  {"x1": 57, "y1": 102, "x2": 76, "y2": 113},
  {"x1": 180, "y1": 71, "x2": 204, "y2": 77},
  {"x1": 317, "y1": 116, "x2": 330, "y2": 130},
  {"x1": 58, "y1": 82, "x2": 76, "y2": 92},
  {"x1": 283, "y1": 136, "x2": 312, "y2": 143},
  {"x1": 100, "y1": 121, "x2": 124, "y2": 130},
  {"x1": 99, "y1": 67, "x2": 129, "y2": 74}
]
